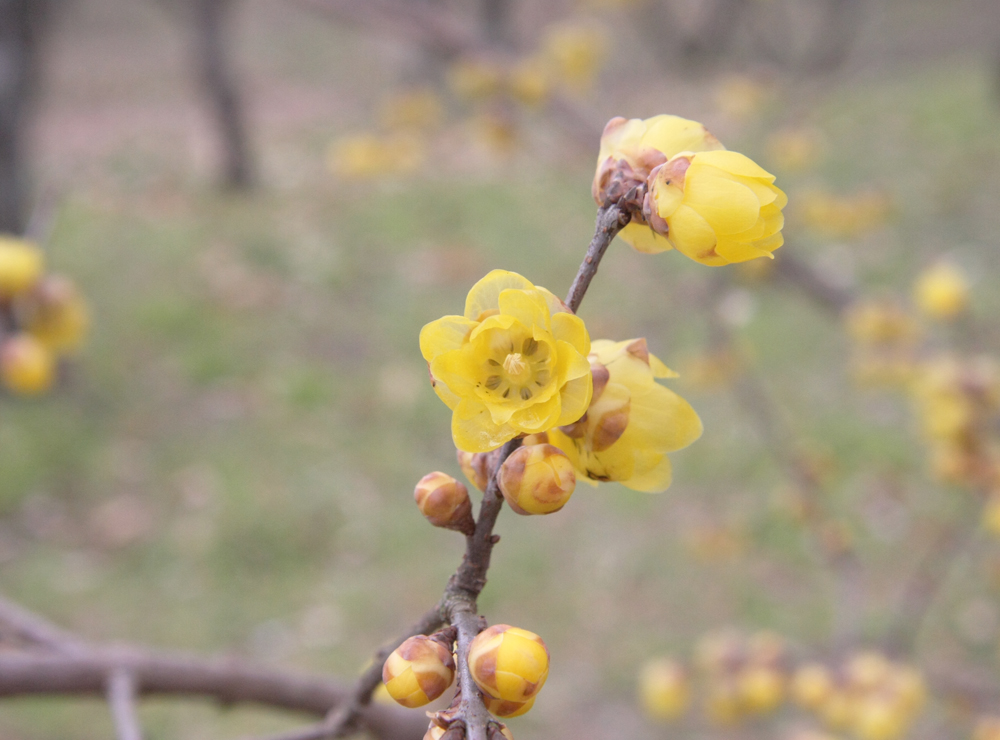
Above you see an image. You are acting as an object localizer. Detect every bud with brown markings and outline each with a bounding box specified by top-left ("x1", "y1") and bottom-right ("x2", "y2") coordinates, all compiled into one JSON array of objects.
[
  {"x1": 482, "y1": 691, "x2": 535, "y2": 718},
  {"x1": 415, "y1": 472, "x2": 476, "y2": 535},
  {"x1": 497, "y1": 444, "x2": 576, "y2": 515},
  {"x1": 383, "y1": 635, "x2": 456, "y2": 708},
  {"x1": 468, "y1": 624, "x2": 550, "y2": 703},
  {"x1": 456, "y1": 449, "x2": 490, "y2": 492}
]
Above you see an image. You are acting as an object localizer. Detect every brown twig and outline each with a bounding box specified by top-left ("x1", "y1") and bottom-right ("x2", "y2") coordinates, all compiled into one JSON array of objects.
[
  {"x1": 0, "y1": 592, "x2": 85, "y2": 653},
  {"x1": 107, "y1": 668, "x2": 144, "y2": 740},
  {"x1": 565, "y1": 203, "x2": 630, "y2": 314},
  {"x1": 773, "y1": 252, "x2": 855, "y2": 315}
]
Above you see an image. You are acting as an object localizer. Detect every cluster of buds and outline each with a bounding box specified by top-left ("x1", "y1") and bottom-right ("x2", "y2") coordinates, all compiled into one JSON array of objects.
[
  {"x1": 0, "y1": 235, "x2": 89, "y2": 396},
  {"x1": 639, "y1": 631, "x2": 790, "y2": 726},
  {"x1": 791, "y1": 651, "x2": 926, "y2": 740},
  {"x1": 844, "y1": 298, "x2": 922, "y2": 388},
  {"x1": 909, "y1": 355, "x2": 1000, "y2": 489}
]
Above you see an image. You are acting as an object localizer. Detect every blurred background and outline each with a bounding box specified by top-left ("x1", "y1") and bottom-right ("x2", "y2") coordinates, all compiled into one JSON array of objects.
[{"x1": 2, "y1": 0, "x2": 1000, "y2": 738}]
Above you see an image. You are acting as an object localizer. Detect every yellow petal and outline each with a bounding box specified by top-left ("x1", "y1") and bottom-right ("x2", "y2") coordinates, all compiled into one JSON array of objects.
[
  {"x1": 556, "y1": 373, "x2": 593, "y2": 425},
  {"x1": 465, "y1": 270, "x2": 535, "y2": 320},
  {"x1": 666, "y1": 205, "x2": 718, "y2": 263},
  {"x1": 453, "y1": 399, "x2": 515, "y2": 452},
  {"x1": 641, "y1": 115, "x2": 723, "y2": 159},
  {"x1": 649, "y1": 354, "x2": 678, "y2": 379},
  {"x1": 552, "y1": 340, "x2": 592, "y2": 386},
  {"x1": 626, "y1": 383, "x2": 703, "y2": 452},
  {"x1": 683, "y1": 172, "x2": 760, "y2": 235},
  {"x1": 468, "y1": 313, "x2": 518, "y2": 344},
  {"x1": 619, "y1": 222, "x2": 673, "y2": 254},
  {"x1": 509, "y1": 393, "x2": 562, "y2": 432},
  {"x1": 419, "y1": 315, "x2": 478, "y2": 361},
  {"x1": 430, "y1": 350, "x2": 479, "y2": 397},
  {"x1": 535, "y1": 286, "x2": 571, "y2": 315},
  {"x1": 692, "y1": 150, "x2": 775, "y2": 180},
  {"x1": 551, "y1": 312, "x2": 590, "y2": 356},
  {"x1": 653, "y1": 181, "x2": 685, "y2": 219},
  {"x1": 715, "y1": 239, "x2": 772, "y2": 264},
  {"x1": 498, "y1": 289, "x2": 550, "y2": 331},
  {"x1": 620, "y1": 453, "x2": 672, "y2": 493}
]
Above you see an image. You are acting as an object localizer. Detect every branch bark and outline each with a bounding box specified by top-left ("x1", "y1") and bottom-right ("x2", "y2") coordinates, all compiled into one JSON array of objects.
[{"x1": 107, "y1": 669, "x2": 144, "y2": 740}]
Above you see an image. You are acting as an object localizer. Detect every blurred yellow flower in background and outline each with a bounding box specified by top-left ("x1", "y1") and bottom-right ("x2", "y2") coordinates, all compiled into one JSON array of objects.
[
  {"x1": 913, "y1": 261, "x2": 969, "y2": 321},
  {"x1": 0, "y1": 235, "x2": 44, "y2": 297},
  {"x1": 327, "y1": 132, "x2": 425, "y2": 179},
  {"x1": 542, "y1": 22, "x2": 608, "y2": 94},
  {"x1": 420, "y1": 270, "x2": 592, "y2": 453}
]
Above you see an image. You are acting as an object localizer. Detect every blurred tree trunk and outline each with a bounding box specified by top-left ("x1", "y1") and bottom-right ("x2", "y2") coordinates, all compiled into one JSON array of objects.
[
  {"x1": 481, "y1": 0, "x2": 511, "y2": 46},
  {"x1": 192, "y1": 0, "x2": 254, "y2": 189},
  {"x1": 0, "y1": 0, "x2": 49, "y2": 234}
]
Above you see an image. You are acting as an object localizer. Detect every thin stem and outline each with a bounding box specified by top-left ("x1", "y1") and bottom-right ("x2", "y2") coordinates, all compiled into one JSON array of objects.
[{"x1": 565, "y1": 203, "x2": 630, "y2": 314}]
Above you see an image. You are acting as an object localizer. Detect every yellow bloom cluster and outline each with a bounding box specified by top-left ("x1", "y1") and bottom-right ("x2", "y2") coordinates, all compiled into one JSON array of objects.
[
  {"x1": 548, "y1": 338, "x2": 702, "y2": 492},
  {"x1": 593, "y1": 115, "x2": 786, "y2": 265},
  {"x1": 0, "y1": 236, "x2": 89, "y2": 396},
  {"x1": 798, "y1": 189, "x2": 893, "y2": 239},
  {"x1": 792, "y1": 652, "x2": 926, "y2": 740},
  {"x1": 420, "y1": 271, "x2": 592, "y2": 453},
  {"x1": 910, "y1": 355, "x2": 1000, "y2": 487}
]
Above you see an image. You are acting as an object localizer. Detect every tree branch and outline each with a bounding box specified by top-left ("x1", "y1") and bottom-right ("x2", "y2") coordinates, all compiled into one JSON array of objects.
[
  {"x1": 107, "y1": 669, "x2": 144, "y2": 740},
  {"x1": 565, "y1": 203, "x2": 630, "y2": 314}
]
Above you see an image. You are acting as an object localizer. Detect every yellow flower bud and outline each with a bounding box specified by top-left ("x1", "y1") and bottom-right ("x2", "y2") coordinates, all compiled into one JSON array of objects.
[
  {"x1": 497, "y1": 444, "x2": 575, "y2": 515},
  {"x1": 382, "y1": 635, "x2": 456, "y2": 708},
  {"x1": 737, "y1": 665, "x2": 785, "y2": 714},
  {"x1": 638, "y1": 658, "x2": 690, "y2": 721},
  {"x1": 424, "y1": 726, "x2": 446, "y2": 740},
  {"x1": 23, "y1": 275, "x2": 90, "y2": 354},
  {"x1": 644, "y1": 150, "x2": 786, "y2": 265},
  {"x1": 491, "y1": 724, "x2": 515, "y2": 740},
  {"x1": 481, "y1": 692, "x2": 535, "y2": 718},
  {"x1": 468, "y1": 624, "x2": 549, "y2": 703},
  {"x1": 1, "y1": 334, "x2": 56, "y2": 395},
  {"x1": 0, "y1": 236, "x2": 44, "y2": 297},
  {"x1": 414, "y1": 472, "x2": 475, "y2": 534},
  {"x1": 791, "y1": 663, "x2": 834, "y2": 710},
  {"x1": 456, "y1": 449, "x2": 490, "y2": 492},
  {"x1": 913, "y1": 262, "x2": 969, "y2": 321}
]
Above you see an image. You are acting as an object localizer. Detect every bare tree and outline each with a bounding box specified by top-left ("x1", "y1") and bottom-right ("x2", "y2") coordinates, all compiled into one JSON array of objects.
[{"x1": 0, "y1": 0, "x2": 51, "y2": 234}]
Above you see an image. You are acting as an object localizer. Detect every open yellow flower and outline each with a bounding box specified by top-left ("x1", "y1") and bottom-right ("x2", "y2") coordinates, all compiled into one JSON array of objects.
[
  {"x1": 548, "y1": 338, "x2": 702, "y2": 492},
  {"x1": 420, "y1": 270, "x2": 593, "y2": 453}
]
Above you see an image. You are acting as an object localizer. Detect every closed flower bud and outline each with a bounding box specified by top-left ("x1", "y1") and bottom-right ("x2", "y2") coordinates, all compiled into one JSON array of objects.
[
  {"x1": 481, "y1": 691, "x2": 535, "y2": 718},
  {"x1": 414, "y1": 472, "x2": 475, "y2": 535},
  {"x1": 0, "y1": 236, "x2": 44, "y2": 297},
  {"x1": 468, "y1": 624, "x2": 549, "y2": 703},
  {"x1": 383, "y1": 635, "x2": 456, "y2": 708},
  {"x1": 488, "y1": 723, "x2": 515, "y2": 740},
  {"x1": 913, "y1": 262, "x2": 968, "y2": 321},
  {"x1": 791, "y1": 663, "x2": 833, "y2": 710},
  {"x1": 457, "y1": 449, "x2": 490, "y2": 492},
  {"x1": 639, "y1": 658, "x2": 690, "y2": 721},
  {"x1": 498, "y1": 444, "x2": 575, "y2": 515},
  {"x1": 1, "y1": 334, "x2": 55, "y2": 396},
  {"x1": 644, "y1": 150, "x2": 786, "y2": 265}
]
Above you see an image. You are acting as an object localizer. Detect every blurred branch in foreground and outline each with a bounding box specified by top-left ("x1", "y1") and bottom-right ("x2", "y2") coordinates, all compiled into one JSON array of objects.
[{"x1": 0, "y1": 591, "x2": 426, "y2": 740}]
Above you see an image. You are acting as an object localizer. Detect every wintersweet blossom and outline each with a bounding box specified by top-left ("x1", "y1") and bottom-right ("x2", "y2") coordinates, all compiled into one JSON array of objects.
[
  {"x1": 592, "y1": 115, "x2": 786, "y2": 265},
  {"x1": 420, "y1": 270, "x2": 592, "y2": 453},
  {"x1": 548, "y1": 338, "x2": 702, "y2": 492}
]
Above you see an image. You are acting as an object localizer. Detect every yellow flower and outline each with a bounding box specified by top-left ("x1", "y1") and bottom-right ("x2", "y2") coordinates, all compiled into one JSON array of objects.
[
  {"x1": 0, "y1": 235, "x2": 44, "y2": 297},
  {"x1": 24, "y1": 275, "x2": 90, "y2": 355},
  {"x1": 913, "y1": 262, "x2": 969, "y2": 321},
  {"x1": 379, "y1": 87, "x2": 444, "y2": 133},
  {"x1": 508, "y1": 56, "x2": 552, "y2": 108},
  {"x1": 420, "y1": 271, "x2": 593, "y2": 453},
  {"x1": 639, "y1": 658, "x2": 690, "y2": 721},
  {"x1": 327, "y1": 132, "x2": 424, "y2": 179},
  {"x1": 0, "y1": 334, "x2": 55, "y2": 395},
  {"x1": 845, "y1": 299, "x2": 921, "y2": 348},
  {"x1": 548, "y1": 338, "x2": 702, "y2": 492},
  {"x1": 644, "y1": 150, "x2": 787, "y2": 265},
  {"x1": 798, "y1": 189, "x2": 892, "y2": 238},
  {"x1": 542, "y1": 23, "x2": 607, "y2": 94}
]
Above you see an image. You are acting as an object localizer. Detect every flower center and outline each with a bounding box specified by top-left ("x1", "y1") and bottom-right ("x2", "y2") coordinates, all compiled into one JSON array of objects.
[{"x1": 503, "y1": 352, "x2": 529, "y2": 382}]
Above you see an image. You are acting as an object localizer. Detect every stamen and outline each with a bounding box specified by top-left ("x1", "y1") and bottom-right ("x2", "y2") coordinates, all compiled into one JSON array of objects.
[
  {"x1": 503, "y1": 353, "x2": 529, "y2": 380},
  {"x1": 522, "y1": 338, "x2": 538, "y2": 356},
  {"x1": 520, "y1": 387, "x2": 532, "y2": 400},
  {"x1": 485, "y1": 375, "x2": 502, "y2": 390}
]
